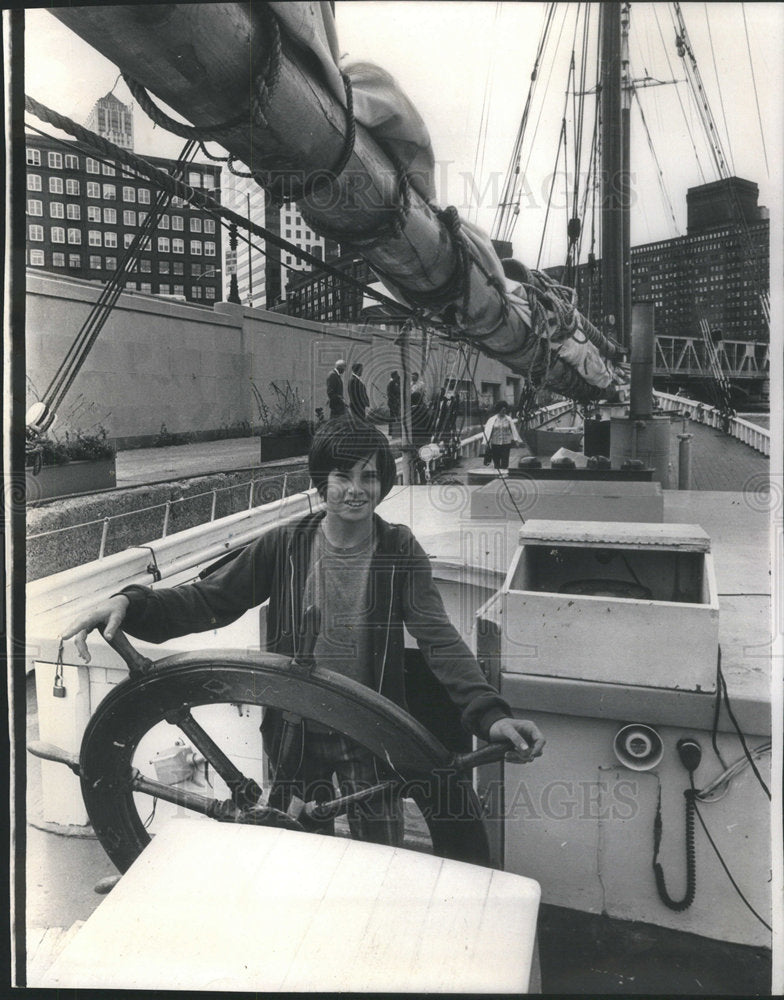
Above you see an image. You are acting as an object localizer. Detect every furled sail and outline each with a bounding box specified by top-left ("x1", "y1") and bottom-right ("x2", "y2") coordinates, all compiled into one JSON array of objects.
[{"x1": 51, "y1": 2, "x2": 629, "y2": 403}]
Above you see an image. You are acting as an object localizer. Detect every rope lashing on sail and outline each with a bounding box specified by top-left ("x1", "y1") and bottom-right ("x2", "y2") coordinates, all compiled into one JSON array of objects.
[
  {"x1": 265, "y1": 72, "x2": 356, "y2": 205},
  {"x1": 122, "y1": 4, "x2": 282, "y2": 139},
  {"x1": 123, "y1": 75, "x2": 253, "y2": 140}
]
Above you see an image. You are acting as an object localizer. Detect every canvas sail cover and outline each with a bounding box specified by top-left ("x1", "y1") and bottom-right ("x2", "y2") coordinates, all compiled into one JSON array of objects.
[{"x1": 270, "y1": 2, "x2": 628, "y2": 401}]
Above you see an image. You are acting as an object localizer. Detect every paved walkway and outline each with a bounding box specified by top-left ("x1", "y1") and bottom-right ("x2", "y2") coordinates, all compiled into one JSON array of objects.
[
  {"x1": 673, "y1": 420, "x2": 768, "y2": 492},
  {"x1": 113, "y1": 421, "x2": 768, "y2": 492}
]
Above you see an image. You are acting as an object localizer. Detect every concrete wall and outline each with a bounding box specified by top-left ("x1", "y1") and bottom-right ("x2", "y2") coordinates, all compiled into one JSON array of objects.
[{"x1": 26, "y1": 272, "x2": 515, "y2": 448}]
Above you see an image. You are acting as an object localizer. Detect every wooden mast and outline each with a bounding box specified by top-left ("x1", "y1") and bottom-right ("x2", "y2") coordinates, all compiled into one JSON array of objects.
[{"x1": 600, "y1": 1, "x2": 625, "y2": 350}]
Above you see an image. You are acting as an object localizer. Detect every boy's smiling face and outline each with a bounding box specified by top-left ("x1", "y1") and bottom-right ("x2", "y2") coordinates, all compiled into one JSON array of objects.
[{"x1": 324, "y1": 453, "x2": 382, "y2": 526}]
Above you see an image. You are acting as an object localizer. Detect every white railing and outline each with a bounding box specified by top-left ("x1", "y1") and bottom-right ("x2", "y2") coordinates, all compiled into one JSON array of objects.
[
  {"x1": 28, "y1": 489, "x2": 319, "y2": 631},
  {"x1": 654, "y1": 391, "x2": 770, "y2": 456}
]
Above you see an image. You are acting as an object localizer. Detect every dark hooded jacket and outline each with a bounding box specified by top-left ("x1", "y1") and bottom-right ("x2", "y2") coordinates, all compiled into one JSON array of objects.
[{"x1": 119, "y1": 510, "x2": 510, "y2": 740}]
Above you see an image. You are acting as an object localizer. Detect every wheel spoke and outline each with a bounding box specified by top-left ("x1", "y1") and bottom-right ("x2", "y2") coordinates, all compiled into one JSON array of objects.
[
  {"x1": 131, "y1": 769, "x2": 238, "y2": 819},
  {"x1": 164, "y1": 704, "x2": 262, "y2": 807}
]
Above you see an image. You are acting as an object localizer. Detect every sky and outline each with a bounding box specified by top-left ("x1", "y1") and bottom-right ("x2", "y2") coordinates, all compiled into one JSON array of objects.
[{"x1": 23, "y1": 2, "x2": 784, "y2": 270}]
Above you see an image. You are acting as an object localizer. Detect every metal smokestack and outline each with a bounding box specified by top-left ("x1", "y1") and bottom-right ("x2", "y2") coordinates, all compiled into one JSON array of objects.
[{"x1": 629, "y1": 302, "x2": 655, "y2": 419}]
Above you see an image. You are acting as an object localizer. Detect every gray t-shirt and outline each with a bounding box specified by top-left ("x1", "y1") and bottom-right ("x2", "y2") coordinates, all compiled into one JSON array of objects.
[{"x1": 302, "y1": 525, "x2": 375, "y2": 690}]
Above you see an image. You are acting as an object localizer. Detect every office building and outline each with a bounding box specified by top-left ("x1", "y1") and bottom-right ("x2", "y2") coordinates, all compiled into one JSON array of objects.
[{"x1": 25, "y1": 132, "x2": 224, "y2": 305}]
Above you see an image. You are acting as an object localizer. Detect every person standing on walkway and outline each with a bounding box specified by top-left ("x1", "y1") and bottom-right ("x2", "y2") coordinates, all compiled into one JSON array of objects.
[
  {"x1": 386, "y1": 370, "x2": 400, "y2": 436},
  {"x1": 483, "y1": 400, "x2": 523, "y2": 471},
  {"x1": 348, "y1": 362, "x2": 370, "y2": 421},
  {"x1": 327, "y1": 360, "x2": 347, "y2": 418}
]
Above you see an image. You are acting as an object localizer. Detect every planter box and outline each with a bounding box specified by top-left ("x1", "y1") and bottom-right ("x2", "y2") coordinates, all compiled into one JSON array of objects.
[
  {"x1": 27, "y1": 457, "x2": 116, "y2": 501},
  {"x1": 259, "y1": 432, "x2": 310, "y2": 463}
]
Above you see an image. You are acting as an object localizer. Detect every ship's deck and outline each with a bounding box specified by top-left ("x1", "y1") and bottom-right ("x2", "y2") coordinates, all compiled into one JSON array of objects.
[{"x1": 22, "y1": 420, "x2": 773, "y2": 993}]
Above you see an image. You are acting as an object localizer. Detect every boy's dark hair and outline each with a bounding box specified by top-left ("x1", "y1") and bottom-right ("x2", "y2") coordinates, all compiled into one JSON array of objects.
[{"x1": 309, "y1": 417, "x2": 397, "y2": 499}]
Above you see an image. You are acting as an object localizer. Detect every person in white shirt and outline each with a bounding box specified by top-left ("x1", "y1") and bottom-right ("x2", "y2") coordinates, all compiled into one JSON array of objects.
[{"x1": 483, "y1": 400, "x2": 523, "y2": 471}]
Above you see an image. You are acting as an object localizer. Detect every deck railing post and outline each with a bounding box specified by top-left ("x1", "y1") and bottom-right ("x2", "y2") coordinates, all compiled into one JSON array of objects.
[
  {"x1": 210, "y1": 489, "x2": 217, "y2": 521},
  {"x1": 162, "y1": 500, "x2": 171, "y2": 538},
  {"x1": 248, "y1": 480, "x2": 255, "y2": 509},
  {"x1": 98, "y1": 518, "x2": 110, "y2": 559}
]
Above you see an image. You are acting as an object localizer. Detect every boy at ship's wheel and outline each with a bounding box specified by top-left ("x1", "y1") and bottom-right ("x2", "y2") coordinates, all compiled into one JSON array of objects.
[{"x1": 63, "y1": 417, "x2": 545, "y2": 846}]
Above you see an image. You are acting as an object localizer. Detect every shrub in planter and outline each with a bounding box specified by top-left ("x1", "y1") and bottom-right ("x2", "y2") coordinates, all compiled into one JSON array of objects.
[
  {"x1": 37, "y1": 426, "x2": 115, "y2": 466},
  {"x1": 27, "y1": 425, "x2": 117, "y2": 500}
]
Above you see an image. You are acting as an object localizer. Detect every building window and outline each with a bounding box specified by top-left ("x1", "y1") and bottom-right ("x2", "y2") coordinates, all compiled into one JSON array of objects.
[
  {"x1": 188, "y1": 170, "x2": 202, "y2": 188},
  {"x1": 49, "y1": 177, "x2": 64, "y2": 194},
  {"x1": 89, "y1": 255, "x2": 102, "y2": 270},
  {"x1": 49, "y1": 226, "x2": 64, "y2": 243},
  {"x1": 190, "y1": 217, "x2": 202, "y2": 233},
  {"x1": 87, "y1": 182, "x2": 100, "y2": 199},
  {"x1": 105, "y1": 256, "x2": 117, "y2": 270},
  {"x1": 48, "y1": 151, "x2": 63, "y2": 169},
  {"x1": 86, "y1": 157, "x2": 100, "y2": 174},
  {"x1": 138, "y1": 188, "x2": 150, "y2": 204},
  {"x1": 104, "y1": 231, "x2": 118, "y2": 248},
  {"x1": 191, "y1": 263, "x2": 202, "y2": 276},
  {"x1": 137, "y1": 212, "x2": 147, "y2": 227},
  {"x1": 102, "y1": 162, "x2": 115, "y2": 176},
  {"x1": 158, "y1": 237, "x2": 170, "y2": 253},
  {"x1": 123, "y1": 233, "x2": 135, "y2": 249},
  {"x1": 27, "y1": 174, "x2": 42, "y2": 191},
  {"x1": 172, "y1": 238, "x2": 184, "y2": 254},
  {"x1": 191, "y1": 286, "x2": 203, "y2": 299},
  {"x1": 29, "y1": 249, "x2": 46, "y2": 266},
  {"x1": 122, "y1": 186, "x2": 136, "y2": 202},
  {"x1": 140, "y1": 282, "x2": 152, "y2": 294},
  {"x1": 123, "y1": 210, "x2": 137, "y2": 226},
  {"x1": 52, "y1": 252, "x2": 65, "y2": 267},
  {"x1": 173, "y1": 284, "x2": 184, "y2": 296},
  {"x1": 121, "y1": 165, "x2": 135, "y2": 179},
  {"x1": 205, "y1": 286, "x2": 216, "y2": 301},
  {"x1": 26, "y1": 148, "x2": 41, "y2": 166},
  {"x1": 67, "y1": 228, "x2": 82, "y2": 245},
  {"x1": 159, "y1": 215, "x2": 170, "y2": 230},
  {"x1": 64, "y1": 153, "x2": 79, "y2": 170},
  {"x1": 27, "y1": 199, "x2": 43, "y2": 216},
  {"x1": 68, "y1": 253, "x2": 81, "y2": 268},
  {"x1": 88, "y1": 230, "x2": 102, "y2": 247},
  {"x1": 173, "y1": 261, "x2": 184, "y2": 275},
  {"x1": 87, "y1": 205, "x2": 101, "y2": 223},
  {"x1": 126, "y1": 282, "x2": 137, "y2": 291},
  {"x1": 204, "y1": 219, "x2": 215, "y2": 234},
  {"x1": 190, "y1": 240, "x2": 202, "y2": 256},
  {"x1": 49, "y1": 202, "x2": 64, "y2": 219},
  {"x1": 172, "y1": 215, "x2": 184, "y2": 231},
  {"x1": 204, "y1": 241, "x2": 216, "y2": 257},
  {"x1": 102, "y1": 184, "x2": 116, "y2": 200},
  {"x1": 159, "y1": 260, "x2": 170, "y2": 274},
  {"x1": 103, "y1": 207, "x2": 117, "y2": 224},
  {"x1": 159, "y1": 283, "x2": 171, "y2": 295},
  {"x1": 66, "y1": 204, "x2": 81, "y2": 221},
  {"x1": 65, "y1": 178, "x2": 80, "y2": 196},
  {"x1": 140, "y1": 258, "x2": 152, "y2": 272}
]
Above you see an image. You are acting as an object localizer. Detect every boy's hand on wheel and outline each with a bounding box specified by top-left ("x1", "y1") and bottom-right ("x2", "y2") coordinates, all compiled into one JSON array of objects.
[
  {"x1": 60, "y1": 595, "x2": 130, "y2": 664},
  {"x1": 488, "y1": 718, "x2": 545, "y2": 762}
]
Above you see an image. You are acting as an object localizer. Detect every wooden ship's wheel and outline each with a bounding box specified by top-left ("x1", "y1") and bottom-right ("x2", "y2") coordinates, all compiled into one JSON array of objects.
[{"x1": 68, "y1": 633, "x2": 505, "y2": 873}]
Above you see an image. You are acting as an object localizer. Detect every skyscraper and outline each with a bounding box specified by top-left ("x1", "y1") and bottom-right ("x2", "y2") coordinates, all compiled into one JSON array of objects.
[{"x1": 85, "y1": 92, "x2": 135, "y2": 151}]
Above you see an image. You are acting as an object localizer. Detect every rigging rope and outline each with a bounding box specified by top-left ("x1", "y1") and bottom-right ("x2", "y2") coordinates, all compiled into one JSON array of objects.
[{"x1": 740, "y1": 3, "x2": 769, "y2": 176}]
